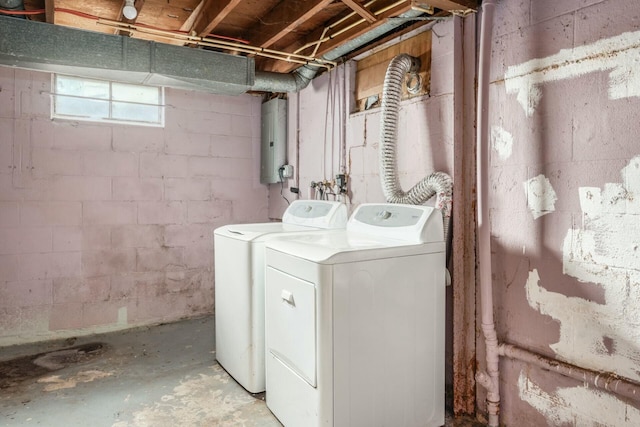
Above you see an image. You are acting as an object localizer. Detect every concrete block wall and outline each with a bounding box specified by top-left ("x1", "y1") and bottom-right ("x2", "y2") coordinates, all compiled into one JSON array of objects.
[
  {"x1": 0, "y1": 67, "x2": 267, "y2": 345},
  {"x1": 488, "y1": 0, "x2": 640, "y2": 425}
]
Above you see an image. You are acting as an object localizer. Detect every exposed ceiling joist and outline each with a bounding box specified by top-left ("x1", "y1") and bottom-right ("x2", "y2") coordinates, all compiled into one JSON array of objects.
[
  {"x1": 193, "y1": 0, "x2": 242, "y2": 37},
  {"x1": 340, "y1": 0, "x2": 377, "y2": 23},
  {"x1": 422, "y1": 0, "x2": 476, "y2": 11},
  {"x1": 262, "y1": 1, "x2": 413, "y2": 73},
  {"x1": 249, "y1": 0, "x2": 334, "y2": 49},
  {"x1": 45, "y1": 0, "x2": 54, "y2": 23}
]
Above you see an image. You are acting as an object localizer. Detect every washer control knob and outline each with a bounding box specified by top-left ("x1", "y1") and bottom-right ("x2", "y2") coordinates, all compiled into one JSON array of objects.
[{"x1": 378, "y1": 210, "x2": 392, "y2": 220}]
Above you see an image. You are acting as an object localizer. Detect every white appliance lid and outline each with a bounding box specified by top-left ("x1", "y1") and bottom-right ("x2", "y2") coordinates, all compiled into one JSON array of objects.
[
  {"x1": 282, "y1": 200, "x2": 348, "y2": 229},
  {"x1": 347, "y1": 203, "x2": 443, "y2": 243},
  {"x1": 266, "y1": 203, "x2": 445, "y2": 263},
  {"x1": 214, "y1": 222, "x2": 315, "y2": 241}
]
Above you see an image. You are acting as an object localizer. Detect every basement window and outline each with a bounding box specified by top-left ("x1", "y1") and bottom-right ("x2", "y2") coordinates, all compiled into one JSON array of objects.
[{"x1": 51, "y1": 75, "x2": 164, "y2": 127}]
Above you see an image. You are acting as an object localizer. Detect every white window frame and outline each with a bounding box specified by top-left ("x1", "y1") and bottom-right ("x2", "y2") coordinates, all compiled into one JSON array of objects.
[{"x1": 51, "y1": 74, "x2": 165, "y2": 127}]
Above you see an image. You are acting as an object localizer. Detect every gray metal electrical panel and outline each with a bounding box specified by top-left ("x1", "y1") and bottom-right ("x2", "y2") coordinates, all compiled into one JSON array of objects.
[{"x1": 260, "y1": 98, "x2": 287, "y2": 184}]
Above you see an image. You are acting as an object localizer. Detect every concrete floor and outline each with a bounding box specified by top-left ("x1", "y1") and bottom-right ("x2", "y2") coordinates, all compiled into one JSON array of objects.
[{"x1": 0, "y1": 316, "x2": 484, "y2": 427}]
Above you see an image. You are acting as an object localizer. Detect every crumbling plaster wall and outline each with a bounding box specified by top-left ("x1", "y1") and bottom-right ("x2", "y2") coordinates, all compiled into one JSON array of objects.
[
  {"x1": 0, "y1": 67, "x2": 267, "y2": 346},
  {"x1": 489, "y1": 0, "x2": 640, "y2": 425}
]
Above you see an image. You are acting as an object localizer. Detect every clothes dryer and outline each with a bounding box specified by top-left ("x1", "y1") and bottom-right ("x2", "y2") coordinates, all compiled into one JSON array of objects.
[
  {"x1": 214, "y1": 200, "x2": 347, "y2": 393},
  {"x1": 264, "y1": 203, "x2": 445, "y2": 426}
]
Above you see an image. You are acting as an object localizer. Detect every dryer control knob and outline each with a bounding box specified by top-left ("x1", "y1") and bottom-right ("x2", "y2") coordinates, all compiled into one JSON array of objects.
[{"x1": 378, "y1": 210, "x2": 392, "y2": 220}]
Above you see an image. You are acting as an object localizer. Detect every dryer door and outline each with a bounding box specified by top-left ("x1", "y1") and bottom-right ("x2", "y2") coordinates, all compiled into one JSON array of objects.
[{"x1": 265, "y1": 266, "x2": 317, "y2": 387}]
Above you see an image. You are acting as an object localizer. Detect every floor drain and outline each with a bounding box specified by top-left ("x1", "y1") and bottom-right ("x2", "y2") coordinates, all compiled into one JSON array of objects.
[{"x1": 0, "y1": 342, "x2": 107, "y2": 389}]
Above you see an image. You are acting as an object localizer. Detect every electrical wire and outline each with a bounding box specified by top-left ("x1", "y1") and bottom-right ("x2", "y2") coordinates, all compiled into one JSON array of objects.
[
  {"x1": 0, "y1": 9, "x2": 45, "y2": 15},
  {"x1": 278, "y1": 168, "x2": 290, "y2": 205}
]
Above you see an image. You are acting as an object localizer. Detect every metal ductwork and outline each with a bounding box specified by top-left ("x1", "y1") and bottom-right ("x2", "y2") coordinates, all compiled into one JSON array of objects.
[
  {"x1": 0, "y1": 0, "x2": 24, "y2": 11},
  {"x1": 251, "y1": 9, "x2": 426, "y2": 93},
  {"x1": 0, "y1": 16, "x2": 254, "y2": 95},
  {"x1": 0, "y1": 8, "x2": 427, "y2": 95}
]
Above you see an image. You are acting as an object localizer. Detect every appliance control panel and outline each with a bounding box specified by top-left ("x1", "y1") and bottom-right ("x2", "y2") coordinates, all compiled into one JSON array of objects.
[
  {"x1": 282, "y1": 200, "x2": 348, "y2": 229},
  {"x1": 348, "y1": 203, "x2": 443, "y2": 243}
]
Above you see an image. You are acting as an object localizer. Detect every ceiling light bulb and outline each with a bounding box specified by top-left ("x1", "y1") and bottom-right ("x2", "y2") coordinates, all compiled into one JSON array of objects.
[{"x1": 123, "y1": 0, "x2": 137, "y2": 19}]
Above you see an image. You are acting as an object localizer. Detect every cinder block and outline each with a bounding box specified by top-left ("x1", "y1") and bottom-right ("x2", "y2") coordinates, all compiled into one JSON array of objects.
[
  {"x1": 138, "y1": 201, "x2": 185, "y2": 225},
  {"x1": 164, "y1": 178, "x2": 210, "y2": 201},
  {"x1": 18, "y1": 251, "x2": 82, "y2": 280},
  {"x1": 0, "y1": 68, "x2": 15, "y2": 119},
  {"x1": 49, "y1": 303, "x2": 84, "y2": 330},
  {"x1": 111, "y1": 271, "x2": 165, "y2": 299},
  {"x1": 53, "y1": 226, "x2": 82, "y2": 252},
  {"x1": 210, "y1": 179, "x2": 266, "y2": 202},
  {"x1": 0, "y1": 279, "x2": 53, "y2": 307},
  {"x1": 30, "y1": 118, "x2": 54, "y2": 149},
  {"x1": 82, "y1": 248, "x2": 136, "y2": 276},
  {"x1": 136, "y1": 247, "x2": 184, "y2": 272},
  {"x1": 83, "y1": 151, "x2": 138, "y2": 177},
  {"x1": 31, "y1": 148, "x2": 84, "y2": 178},
  {"x1": 130, "y1": 294, "x2": 189, "y2": 323},
  {"x1": 82, "y1": 226, "x2": 112, "y2": 251},
  {"x1": 19, "y1": 85, "x2": 50, "y2": 119},
  {"x1": 210, "y1": 135, "x2": 253, "y2": 159},
  {"x1": 164, "y1": 131, "x2": 210, "y2": 156},
  {"x1": 112, "y1": 126, "x2": 164, "y2": 152},
  {"x1": 0, "y1": 118, "x2": 14, "y2": 172},
  {"x1": 140, "y1": 153, "x2": 189, "y2": 178},
  {"x1": 231, "y1": 114, "x2": 254, "y2": 138},
  {"x1": 164, "y1": 224, "x2": 213, "y2": 247},
  {"x1": 83, "y1": 201, "x2": 137, "y2": 225},
  {"x1": 232, "y1": 199, "x2": 269, "y2": 223},
  {"x1": 184, "y1": 243, "x2": 213, "y2": 269},
  {"x1": 189, "y1": 157, "x2": 252, "y2": 179},
  {"x1": 111, "y1": 224, "x2": 163, "y2": 248},
  {"x1": 575, "y1": 0, "x2": 640, "y2": 45},
  {"x1": 165, "y1": 269, "x2": 206, "y2": 293},
  {"x1": 0, "y1": 254, "x2": 20, "y2": 281},
  {"x1": 51, "y1": 122, "x2": 112, "y2": 151},
  {"x1": 46, "y1": 176, "x2": 112, "y2": 201},
  {"x1": 0, "y1": 227, "x2": 53, "y2": 254},
  {"x1": 82, "y1": 300, "x2": 132, "y2": 327},
  {"x1": 187, "y1": 200, "x2": 232, "y2": 224},
  {"x1": 112, "y1": 177, "x2": 163, "y2": 201},
  {"x1": 53, "y1": 276, "x2": 111, "y2": 304},
  {"x1": 0, "y1": 201, "x2": 19, "y2": 227}
]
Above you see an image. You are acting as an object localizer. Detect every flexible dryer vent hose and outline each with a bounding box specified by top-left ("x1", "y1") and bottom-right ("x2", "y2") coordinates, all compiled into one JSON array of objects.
[{"x1": 379, "y1": 53, "x2": 453, "y2": 241}]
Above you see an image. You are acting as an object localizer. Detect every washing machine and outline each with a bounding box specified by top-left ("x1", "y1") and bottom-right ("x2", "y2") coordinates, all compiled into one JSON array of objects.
[
  {"x1": 264, "y1": 203, "x2": 445, "y2": 427},
  {"x1": 214, "y1": 200, "x2": 348, "y2": 393}
]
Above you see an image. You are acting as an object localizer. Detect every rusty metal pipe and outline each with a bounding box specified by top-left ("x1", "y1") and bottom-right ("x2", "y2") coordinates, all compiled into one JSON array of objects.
[
  {"x1": 475, "y1": 0, "x2": 499, "y2": 426},
  {"x1": 499, "y1": 343, "x2": 640, "y2": 402}
]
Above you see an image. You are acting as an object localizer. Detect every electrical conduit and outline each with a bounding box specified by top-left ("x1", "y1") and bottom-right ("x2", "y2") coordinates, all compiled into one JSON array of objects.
[
  {"x1": 378, "y1": 53, "x2": 453, "y2": 241},
  {"x1": 474, "y1": 1, "x2": 499, "y2": 426}
]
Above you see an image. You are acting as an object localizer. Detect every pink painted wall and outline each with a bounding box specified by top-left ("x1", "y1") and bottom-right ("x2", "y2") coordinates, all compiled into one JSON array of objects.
[
  {"x1": 488, "y1": 0, "x2": 640, "y2": 425},
  {"x1": 0, "y1": 67, "x2": 267, "y2": 345}
]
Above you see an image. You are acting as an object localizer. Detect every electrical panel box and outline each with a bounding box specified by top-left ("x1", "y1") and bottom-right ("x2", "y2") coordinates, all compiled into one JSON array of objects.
[{"x1": 260, "y1": 98, "x2": 287, "y2": 184}]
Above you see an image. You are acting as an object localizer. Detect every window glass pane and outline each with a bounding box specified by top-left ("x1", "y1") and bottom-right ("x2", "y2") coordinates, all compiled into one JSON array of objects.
[
  {"x1": 112, "y1": 101, "x2": 160, "y2": 123},
  {"x1": 52, "y1": 74, "x2": 163, "y2": 127},
  {"x1": 112, "y1": 82, "x2": 159, "y2": 104},
  {"x1": 56, "y1": 75, "x2": 109, "y2": 100},
  {"x1": 55, "y1": 95, "x2": 110, "y2": 119}
]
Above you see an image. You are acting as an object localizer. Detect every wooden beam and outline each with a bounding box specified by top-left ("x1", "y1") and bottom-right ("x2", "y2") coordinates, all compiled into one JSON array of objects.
[
  {"x1": 45, "y1": 0, "x2": 54, "y2": 23},
  {"x1": 262, "y1": 1, "x2": 412, "y2": 74},
  {"x1": 192, "y1": 0, "x2": 242, "y2": 37},
  {"x1": 249, "y1": 0, "x2": 334, "y2": 49},
  {"x1": 180, "y1": 0, "x2": 205, "y2": 33},
  {"x1": 420, "y1": 0, "x2": 477, "y2": 11},
  {"x1": 340, "y1": 0, "x2": 376, "y2": 23}
]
